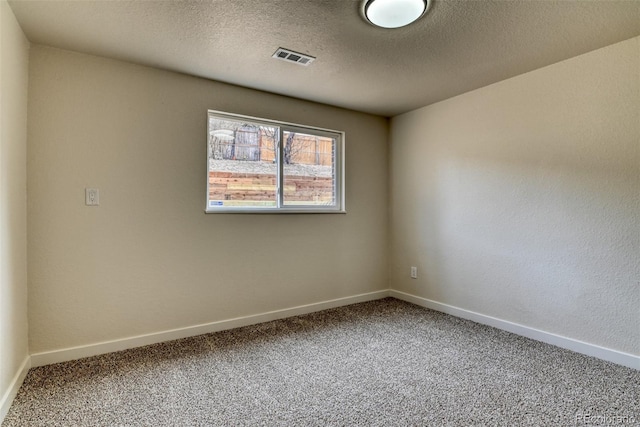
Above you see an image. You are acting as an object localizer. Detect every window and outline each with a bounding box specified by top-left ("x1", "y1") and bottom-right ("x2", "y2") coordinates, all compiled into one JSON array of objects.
[{"x1": 206, "y1": 110, "x2": 345, "y2": 213}]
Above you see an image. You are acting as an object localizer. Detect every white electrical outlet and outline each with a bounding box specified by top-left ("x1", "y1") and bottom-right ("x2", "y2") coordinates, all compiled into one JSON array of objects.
[
  {"x1": 85, "y1": 188, "x2": 99, "y2": 206},
  {"x1": 410, "y1": 266, "x2": 418, "y2": 279}
]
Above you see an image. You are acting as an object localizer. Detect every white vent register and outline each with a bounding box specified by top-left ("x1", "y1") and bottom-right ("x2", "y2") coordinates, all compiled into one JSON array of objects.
[{"x1": 272, "y1": 48, "x2": 315, "y2": 66}]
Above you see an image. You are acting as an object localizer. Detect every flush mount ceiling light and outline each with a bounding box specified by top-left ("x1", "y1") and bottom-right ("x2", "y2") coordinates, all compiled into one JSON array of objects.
[{"x1": 361, "y1": 0, "x2": 431, "y2": 29}]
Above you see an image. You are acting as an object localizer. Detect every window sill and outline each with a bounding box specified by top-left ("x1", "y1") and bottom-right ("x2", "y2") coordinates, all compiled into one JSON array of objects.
[{"x1": 204, "y1": 208, "x2": 346, "y2": 214}]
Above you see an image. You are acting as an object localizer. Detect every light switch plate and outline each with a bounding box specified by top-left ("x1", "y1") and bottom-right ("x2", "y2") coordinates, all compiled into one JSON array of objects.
[{"x1": 85, "y1": 188, "x2": 99, "y2": 206}]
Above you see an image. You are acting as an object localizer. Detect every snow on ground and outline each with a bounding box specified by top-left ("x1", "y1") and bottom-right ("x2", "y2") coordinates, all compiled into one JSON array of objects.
[{"x1": 209, "y1": 159, "x2": 332, "y2": 177}]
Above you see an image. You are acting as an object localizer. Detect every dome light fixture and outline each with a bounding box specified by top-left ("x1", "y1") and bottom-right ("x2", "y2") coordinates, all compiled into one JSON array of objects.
[{"x1": 361, "y1": 0, "x2": 431, "y2": 29}]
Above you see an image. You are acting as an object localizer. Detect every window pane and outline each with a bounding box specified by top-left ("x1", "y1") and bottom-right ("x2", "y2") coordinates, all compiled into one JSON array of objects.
[
  {"x1": 282, "y1": 131, "x2": 336, "y2": 207},
  {"x1": 208, "y1": 117, "x2": 279, "y2": 208},
  {"x1": 206, "y1": 110, "x2": 344, "y2": 213}
]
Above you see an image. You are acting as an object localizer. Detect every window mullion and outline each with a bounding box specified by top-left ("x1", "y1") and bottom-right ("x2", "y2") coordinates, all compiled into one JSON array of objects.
[{"x1": 277, "y1": 127, "x2": 284, "y2": 208}]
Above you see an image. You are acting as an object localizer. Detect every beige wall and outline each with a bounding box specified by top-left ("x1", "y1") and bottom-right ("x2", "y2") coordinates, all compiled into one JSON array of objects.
[
  {"x1": 27, "y1": 46, "x2": 389, "y2": 353},
  {"x1": 390, "y1": 37, "x2": 639, "y2": 355},
  {"x1": 0, "y1": 0, "x2": 29, "y2": 411}
]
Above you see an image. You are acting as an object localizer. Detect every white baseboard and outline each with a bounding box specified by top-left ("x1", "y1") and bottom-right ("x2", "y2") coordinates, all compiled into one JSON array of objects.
[
  {"x1": 31, "y1": 290, "x2": 390, "y2": 367},
  {"x1": 390, "y1": 290, "x2": 639, "y2": 370},
  {"x1": 27, "y1": 289, "x2": 639, "y2": 371},
  {"x1": 0, "y1": 355, "x2": 31, "y2": 423}
]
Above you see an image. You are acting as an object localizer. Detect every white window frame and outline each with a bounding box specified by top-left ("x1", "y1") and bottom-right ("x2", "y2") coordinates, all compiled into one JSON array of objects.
[{"x1": 206, "y1": 110, "x2": 345, "y2": 214}]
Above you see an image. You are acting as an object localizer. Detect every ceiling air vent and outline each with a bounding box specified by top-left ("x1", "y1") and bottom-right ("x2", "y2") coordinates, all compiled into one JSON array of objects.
[{"x1": 272, "y1": 48, "x2": 315, "y2": 66}]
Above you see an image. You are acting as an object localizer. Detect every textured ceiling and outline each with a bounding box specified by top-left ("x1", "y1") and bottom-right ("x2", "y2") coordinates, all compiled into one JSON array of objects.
[{"x1": 8, "y1": 0, "x2": 640, "y2": 117}]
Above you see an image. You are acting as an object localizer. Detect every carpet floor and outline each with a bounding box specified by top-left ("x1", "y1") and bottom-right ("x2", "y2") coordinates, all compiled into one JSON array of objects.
[{"x1": 3, "y1": 298, "x2": 639, "y2": 426}]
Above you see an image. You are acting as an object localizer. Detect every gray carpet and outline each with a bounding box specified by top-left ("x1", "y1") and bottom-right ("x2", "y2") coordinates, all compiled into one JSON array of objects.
[{"x1": 3, "y1": 298, "x2": 639, "y2": 426}]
